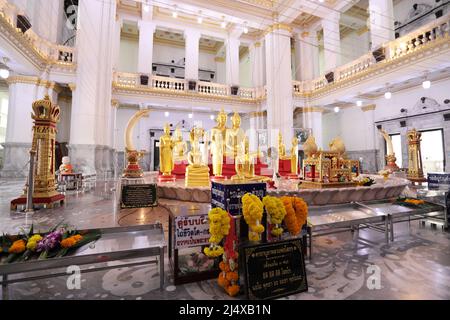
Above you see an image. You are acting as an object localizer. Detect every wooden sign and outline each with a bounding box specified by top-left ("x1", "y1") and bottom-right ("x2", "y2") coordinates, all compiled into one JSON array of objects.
[
  {"x1": 120, "y1": 183, "x2": 157, "y2": 208},
  {"x1": 174, "y1": 215, "x2": 210, "y2": 249},
  {"x1": 243, "y1": 239, "x2": 308, "y2": 300}
]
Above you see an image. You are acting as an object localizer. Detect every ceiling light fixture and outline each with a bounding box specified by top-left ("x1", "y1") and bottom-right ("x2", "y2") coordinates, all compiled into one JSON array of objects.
[
  {"x1": 164, "y1": 111, "x2": 170, "y2": 117},
  {"x1": 334, "y1": 106, "x2": 340, "y2": 113},
  {"x1": 197, "y1": 11, "x2": 203, "y2": 24},
  {"x1": 243, "y1": 21, "x2": 248, "y2": 34},
  {"x1": 210, "y1": 115, "x2": 215, "y2": 120},
  {"x1": 188, "y1": 113, "x2": 193, "y2": 119},
  {"x1": 384, "y1": 91, "x2": 392, "y2": 99},
  {"x1": 0, "y1": 57, "x2": 10, "y2": 79},
  {"x1": 221, "y1": 21, "x2": 227, "y2": 29},
  {"x1": 143, "y1": 3, "x2": 150, "y2": 13},
  {"x1": 422, "y1": 80, "x2": 431, "y2": 89},
  {"x1": 172, "y1": 11, "x2": 178, "y2": 18},
  {"x1": 356, "y1": 100, "x2": 362, "y2": 107}
]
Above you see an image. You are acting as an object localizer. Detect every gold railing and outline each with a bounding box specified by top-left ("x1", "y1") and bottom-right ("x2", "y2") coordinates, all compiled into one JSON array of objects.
[{"x1": 0, "y1": 0, "x2": 76, "y2": 66}]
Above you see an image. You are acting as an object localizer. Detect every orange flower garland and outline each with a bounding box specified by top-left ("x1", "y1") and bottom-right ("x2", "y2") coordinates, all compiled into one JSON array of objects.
[
  {"x1": 281, "y1": 196, "x2": 308, "y2": 236},
  {"x1": 8, "y1": 239, "x2": 26, "y2": 254},
  {"x1": 60, "y1": 234, "x2": 83, "y2": 248}
]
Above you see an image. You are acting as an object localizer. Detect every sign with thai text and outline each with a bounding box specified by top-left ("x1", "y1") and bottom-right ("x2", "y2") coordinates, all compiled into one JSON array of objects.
[{"x1": 175, "y1": 215, "x2": 210, "y2": 249}]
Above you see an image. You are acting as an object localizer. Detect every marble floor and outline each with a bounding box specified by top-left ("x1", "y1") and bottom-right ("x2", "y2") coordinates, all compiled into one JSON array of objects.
[{"x1": 0, "y1": 178, "x2": 449, "y2": 300}]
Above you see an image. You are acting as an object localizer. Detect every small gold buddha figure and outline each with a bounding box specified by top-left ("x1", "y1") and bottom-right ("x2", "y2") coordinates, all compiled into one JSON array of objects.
[
  {"x1": 185, "y1": 126, "x2": 210, "y2": 187},
  {"x1": 278, "y1": 132, "x2": 290, "y2": 160},
  {"x1": 231, "y1": 136, "x2": 269, "y2": 182},
  {"x1": 225, "y1": 112, "x2": 245, "y2": 158},
  {"x1": 290, "y1": 136, "x2": 299, "y2": 175},
  {"x1": 210, "y1": 109, "x2": 227, "y2": 177},
  {"x1": 173, "y1": 127, "x2": 187, "y2": 162},
  {"x1": 159, "y1": 123, "x2": 175, "y2": 176}
]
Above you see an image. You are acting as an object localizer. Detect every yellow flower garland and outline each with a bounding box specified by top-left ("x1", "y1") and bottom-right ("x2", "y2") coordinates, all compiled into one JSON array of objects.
[
  {"x1": 204, "y1": 208, "x2": 230, "y2": 258},
  {"x1": 242, "y1": 193, "x2": 264, "y2": 241},
  {"x1": 26, "y1": 234, "x2": 43, "y2": 251},
  {"x1": 263, "y1": 196, "x2": 286, "y2": 237}
]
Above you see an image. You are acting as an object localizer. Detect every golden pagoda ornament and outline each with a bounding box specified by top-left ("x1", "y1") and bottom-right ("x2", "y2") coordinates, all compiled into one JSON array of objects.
[
  {"x1": 407, "y1": 128, "x2": 426, "y2": 183},
  {"x1": 11, "y1": 95, "x2": 65, "y2": 210}
]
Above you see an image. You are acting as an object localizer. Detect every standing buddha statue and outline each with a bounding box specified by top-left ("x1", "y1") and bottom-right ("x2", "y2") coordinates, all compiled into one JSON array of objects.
[
  {"x1": 278, "y1": 132, "x2": 290, "y2": 160},
  {"x1": 173, "y1": 127, "x2": 187, "y2": 162},
  {"x1": 185, "y1": 126, "x2": 210, "y2": 187},
  {"x1": 290, "y1": 136, "x2": 299, "y2": 175},
  {"x1": 210, "y1": 109, "x2": 227, "y2": 178},
  {"x1": 225, "y1": 112, "x2": 245, "y2": 159},
  {"x1": 159, "y1": 123, "x2": 175, "y2": 181}
]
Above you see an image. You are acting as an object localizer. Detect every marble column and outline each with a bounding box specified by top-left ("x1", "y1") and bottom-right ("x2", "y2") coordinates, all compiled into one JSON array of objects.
[
  {"x1": 265, "y1": 24, "x2": 294, "y2": 148},
  {"x1": 111, "y1": 99, "x2": 119, "y2": 177},
  {"x1": 32, "y1": 0, "x2": 64, "y2": 43},
  {"x1": 225, "y1": 36, "x2": 240, "y2": 87},
  {"x1": 368, "y1": 0, "x2": 395, "y2": 49},
  {"x1": 296, "y1": 31, "x2": 319, "y2": 81},
  {"x1": 322, "y1": 13, "x2": 341, "y2": 72},
  {"x1": 137, "y1": 20, "x2": 155, "y2": 74},
  {"x1": 249, "y1": 41, "x2": 264, "y2": 96},
  {"x1": 69, "y1": 0, "x2": 116, "y2": 176},
  {"x1": 113, "y1": 17, "x2": 123, "y2": 71},
  {"x1": 184, "y1": 29, "x2": 201, "y2": 81},
  {"x1": 301, "y1": 108, "x2": 324, "y2": 149},
  {"x1": 0, "y1": 78, "x2": 35, "y2": 177}
]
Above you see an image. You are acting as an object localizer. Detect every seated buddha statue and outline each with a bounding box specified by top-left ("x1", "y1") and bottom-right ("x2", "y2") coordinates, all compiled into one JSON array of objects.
[
  {"x1": 225, "y1": 112, "x2": 245, "y2": 159},
  {"x1": 185, "y1": 126, "x2": 210, "y2": 187},
  {"x1": 173, "y1": 127, "x2": 187, "y2": 162},
  {"x1": 231, "y1": 136, "x2": 270, "y2": 182}
]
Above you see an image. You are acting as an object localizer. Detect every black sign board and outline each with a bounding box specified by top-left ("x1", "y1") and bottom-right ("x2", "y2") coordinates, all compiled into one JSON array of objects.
[
  {"x1": 427, "y1": 173, "x2": 450, "y2": 190},
  {"x1": 243, "y1": 239, "x2": 308, "y2": 300},
  {"x1": 120, "y1": 183, "x2": 157, "y2": 209}
]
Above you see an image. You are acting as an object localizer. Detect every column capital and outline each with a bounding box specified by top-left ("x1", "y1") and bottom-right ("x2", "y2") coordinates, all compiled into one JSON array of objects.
[
  {"x1": 111, "y1": 99, "x2": 120, "y2": 108},
  {"x1": 361, "y1": 104, "x2": 376, "y2": 112},
  {"x1": 264, "y1": 23, "x2": 292, "y2": 36},
  {"x1": 183, "y1": 29, "x2": 202, "y2": 41},
  {"x1": 68, "y1": 83, "x2": 76, "y2": 91}
]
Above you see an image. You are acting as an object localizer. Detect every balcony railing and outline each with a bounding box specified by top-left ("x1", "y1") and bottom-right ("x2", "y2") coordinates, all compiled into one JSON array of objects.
[
  {"x1": 0, "y1": 0, "x2": 76, "y2": 66},
  {"x1": 113, "y1": 72, "x2": 259, "y2": 100}
]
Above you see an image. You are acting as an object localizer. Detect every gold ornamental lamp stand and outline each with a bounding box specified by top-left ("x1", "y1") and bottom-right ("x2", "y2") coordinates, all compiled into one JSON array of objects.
[
  {"x1": 11, "y1": 95, "x2": 65, "y2": 210},
  {"x1": 407, "y1": 128, "x2": 426, "y2": 184}
]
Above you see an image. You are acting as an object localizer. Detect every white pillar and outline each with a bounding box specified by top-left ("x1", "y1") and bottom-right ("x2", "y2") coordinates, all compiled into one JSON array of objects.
[
  {"x1": 368, "y1": 0, "x2": 395, "y2": 49},
  {"x1": 113, "y1": 17, "x2": 123, "y2": 70},
  {"x1": 137, "y1": 20, "x2": 155, "y2": 74},
  {"x1": 215, "y1": 57, "x2": 226, "y2": 84},
  {"x1": 322, "y1": 13, "x2": 341, "y2": 72},
  {"x1": 69, "y1": 0, "x2": 116, "y2": 175},
  {"x1": 265, "y1": 25, "x2": 293, "y2": 148},
  {"x1": 184, "y1": 29, "x2": 201, "y2": 81},
  {"x1": 249, "y1": 41, "x2": 264, "y2": 90},
  {"x1": 225, "y1": 37, "x2": 240, "y2": 86},
  {"x1": 33, "y1": 0, "x2": 64, "y2": 43},
  {"x1": 56, "y1": 97, "x2": 71, "y2": 143},
  {"x1": 303, "y1": 109, "x2": 323, "y2": 149}
]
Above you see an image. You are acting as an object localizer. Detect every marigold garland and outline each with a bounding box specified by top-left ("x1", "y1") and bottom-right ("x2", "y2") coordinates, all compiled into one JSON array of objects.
[
  {"x1": 263, "y1": 196, "x2": 287, "y2": 237},
  {"x1": 204, "y1": 208, "x2": 230, "y2": 258},
  {"x1": 8, "y1": 239, "x2": 26, "y2": 254},
  {"x1": 242, "y1": 193, "x2": 264, "y2": 241},
  {"x1": 281, "y1": 196, "x2": 308, "y2": 236},
  {"x1": 60, "y1": 234, "x2": 83, "y2": 248}
]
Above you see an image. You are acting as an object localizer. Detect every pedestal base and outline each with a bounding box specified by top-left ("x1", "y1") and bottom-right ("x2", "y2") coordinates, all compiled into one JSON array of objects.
[
  {"x1": 278, "y1": 159, "x2": 292, "y2": 176},
  {"x1": 211, "y1": 175, "x2": 225, "y2": 181},
  {"x1": 285, "y1": 174, "x2": 299, "y2": 180},
  {"x1": 158, "y1": 174, "x2": 176, "y2": 183},
  {"x1": 185, "y1": 166, "x2": 210, "y2": 187},
  {"x1": 11, "y1": 193, "x2": 65, "y2": 210},
  {"x1": 299, "y1": 181, "x2": 357, "y2": 189}
]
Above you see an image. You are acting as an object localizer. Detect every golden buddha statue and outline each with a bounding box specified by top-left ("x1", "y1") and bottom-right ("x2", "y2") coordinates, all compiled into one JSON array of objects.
[
  {"x1": 159, "y1": 123, "x2": 175, "y2": 176},
  {"x1": 185, "y1": 126, "x2": 210, "y2": 187},
  {"x1": 173, "y1": 127, "x2": 187, "y2": 162},
  {"x1": 231, "y1": 136, "x2": 269, "y2": 182},
  {"x1": 225, "y1": 112, "x2": 245, "y2": 158},
  {"x1": 291, "y1": 136, "x2": 299, "y2": 175},
  {"x1": 278, "y1": 132, "x2": 290, "y2": 160},
  {"x1": 210, "y1": 109, "x2": 227, "y2": 177}
]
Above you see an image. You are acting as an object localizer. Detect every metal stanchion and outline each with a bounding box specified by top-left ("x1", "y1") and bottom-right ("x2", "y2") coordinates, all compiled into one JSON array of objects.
[{"x1": 24, "y1": 150, "x2": 36, "y2": 213}]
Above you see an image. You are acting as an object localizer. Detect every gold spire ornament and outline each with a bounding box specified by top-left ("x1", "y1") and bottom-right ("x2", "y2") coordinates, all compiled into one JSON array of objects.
[
  {"x1": 210, "y1": 109, "x2": 227, "y2": 179},
  {"x1": 11, "y1": 95, "x2": 65, "y2": 210},
  {"x1": 407, "y1": 128, "x2": 426, "y2": 183},
  {"x1": 185, "y1": 126, "x2": 210, "y2": 187}
]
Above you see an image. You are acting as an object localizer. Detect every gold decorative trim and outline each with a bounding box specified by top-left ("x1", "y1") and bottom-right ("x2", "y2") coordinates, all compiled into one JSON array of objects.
[
  {"x1": 264, "y1": 23, "x2": 293, "y2": 36},
  {"x1": 248, "y1": 111, "x2": 267, "y2": 118},
  {"x1": 254, "y1": 42, "x2": 261, "y2": 47},
  {"x1": 356, "y1": 26, "x2": 369, "y2": 36},
  {"x1": 68, "y1": 83, "x2": 76, "y2": 91},
  {"x1": 111, "y1": 99, "x2": 120, "y2": 108},
  {"x1": 294, "y1": 106, "x2": 326, "y2": 114},
  {"x1": 6, "y1": 75, "x2": 40, "y2": 85},
  {"x1": 361, "y1": 104, "x2": 376, "y2": 112},
  {"x1": 214, "y1": 57, "x2": 225, "y2": 62}
]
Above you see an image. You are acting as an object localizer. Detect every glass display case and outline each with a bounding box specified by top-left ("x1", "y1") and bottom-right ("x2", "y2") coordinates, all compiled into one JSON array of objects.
[{"x1": 414, "y1": 187, "x2": 449, "y2": 229}]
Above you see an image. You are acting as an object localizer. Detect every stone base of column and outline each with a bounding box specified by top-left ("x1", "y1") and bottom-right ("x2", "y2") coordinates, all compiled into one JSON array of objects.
[
  {"x1": 0, "y1": 142, "x2": 32, "y2": 178},
  {"x1": 69, "y1": 144, "x2": 116, "y2": 178}
]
